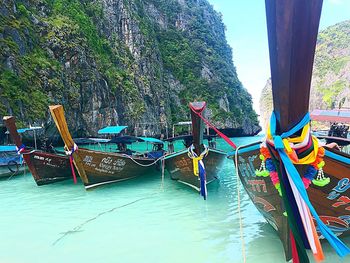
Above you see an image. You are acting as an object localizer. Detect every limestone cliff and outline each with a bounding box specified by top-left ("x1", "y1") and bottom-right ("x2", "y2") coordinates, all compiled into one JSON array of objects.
[
  {"x1": 259, "y1": 20, "x2": 350, "y2": 129},
  {"x1": 0, "y1": 0, "x2": 260, "y2": 142}
]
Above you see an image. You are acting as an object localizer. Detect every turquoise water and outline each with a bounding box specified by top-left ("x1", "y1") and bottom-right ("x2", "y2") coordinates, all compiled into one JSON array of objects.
[{"x1": 1, "y1": 136, "x2": 349, "y2": 263}]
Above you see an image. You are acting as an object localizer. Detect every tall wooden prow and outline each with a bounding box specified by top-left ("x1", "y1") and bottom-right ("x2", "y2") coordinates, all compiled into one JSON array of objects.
[
  {"x1": 49, "y1": 105, "x2": 88, "y2": 184},
  {"x1": 189, "y1": 101, "x2": 206, "y2": 155},
  {"x1": 266, "y1": 0, "x2": 323, "y2": 133},
  {"x1": 2, "y1": 116, "x2": 37, "y2": 178}
]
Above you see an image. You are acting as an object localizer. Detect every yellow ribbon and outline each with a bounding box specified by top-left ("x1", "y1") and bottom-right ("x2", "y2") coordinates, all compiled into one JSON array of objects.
[
  {"x1": 267, "y1": 123, "x2": 319, "y2": 165},
  {"x1": 192, "y1": 157, "x2": 202, "y2": 176}
]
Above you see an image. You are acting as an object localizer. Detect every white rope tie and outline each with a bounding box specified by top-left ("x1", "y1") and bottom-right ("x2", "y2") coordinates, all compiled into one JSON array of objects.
[
  {"x1": 64, "y1": 143, "x2": 78, "y2": 156},
  {"x1": 187, "y1": 144, "x2": 209, "y2": 159}
]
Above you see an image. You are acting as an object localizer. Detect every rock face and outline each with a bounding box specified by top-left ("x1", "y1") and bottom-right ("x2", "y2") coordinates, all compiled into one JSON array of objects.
[
  {"x1": 260, "y1": 20, "x2": 350, "y2": 129},
  {"x1": 0, "y1": 0, "x2": 260, "y2": 142}
]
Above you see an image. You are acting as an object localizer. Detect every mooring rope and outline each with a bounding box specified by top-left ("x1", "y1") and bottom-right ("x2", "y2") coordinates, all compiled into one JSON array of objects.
[
  {"x1": 121, "y1": 153, "x2": 164, "y2": 167},
  {"x1": 234, "y1": 145, "x2": 246, "y2": 263}
]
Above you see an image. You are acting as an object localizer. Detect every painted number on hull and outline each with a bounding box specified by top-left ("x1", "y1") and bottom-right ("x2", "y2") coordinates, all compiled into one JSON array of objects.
[
  {"x1": 247, "y1": 179, "x2": 267, "y2": 193},
  {"x1": 238, "y1": 155, "x2": 257, "y2": 178}
]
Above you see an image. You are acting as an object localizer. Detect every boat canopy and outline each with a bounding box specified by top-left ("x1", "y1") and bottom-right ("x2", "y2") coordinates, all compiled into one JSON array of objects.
[
  {"x1": 165, "y1": 134, "x2": 216, "y2": 142},
  {"x1": 110, "y1": 136, "x2": 163, "y2": 144},
  {"x1": 74, "y1": 138, "x2": 111, "y2": 145},
  {"x1": 137, "y1": 137, "x2": 163, "y2": 144},
  {"x1": 310, "y1": 109, "x2": 350, "y2": 123},
  {"x1": 16, "y1": 126, "x2": 43, "y2": 133},
  {"x1": 0, "y1": 145, "x2": 17, "y2": 152},
  {"x1": 98, "y1": 126, "x2": 128, "y2": 134},
  {"x1": 110, "y1": 136, "x2": 138, "y2": 144}
]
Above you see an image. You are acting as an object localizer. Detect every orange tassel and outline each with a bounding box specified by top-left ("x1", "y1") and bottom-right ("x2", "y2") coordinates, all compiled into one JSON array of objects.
[
  {"x1": 260, "y1": 147, "x2": 271, "y2": 158},
  {"x1": 308, "y1": 209, "x2": 325, "y2": 262}
]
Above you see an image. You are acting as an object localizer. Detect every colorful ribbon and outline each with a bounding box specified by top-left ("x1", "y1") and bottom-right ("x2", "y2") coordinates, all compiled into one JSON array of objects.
[
  {"x1": 188, "y1": 144, "x2": 209, "y2": 199},
  {"x1": 268, "y1": 111, "x2": 350, "y2": 260},
  {"x1": 16, "y1": 144, "x2": 25, "y2": 164},
  {"x1": 65, "y1": 143, "x2": 78, "y2": 184}
]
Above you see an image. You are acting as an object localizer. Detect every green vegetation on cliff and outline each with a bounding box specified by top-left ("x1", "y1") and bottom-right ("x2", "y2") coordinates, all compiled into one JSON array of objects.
[
  {"x1": 259, "y1": 20, "x2": 350, "y2": 128},
  {"x1": 0, "y1": 0, "x2": 260, "y2": 136}
]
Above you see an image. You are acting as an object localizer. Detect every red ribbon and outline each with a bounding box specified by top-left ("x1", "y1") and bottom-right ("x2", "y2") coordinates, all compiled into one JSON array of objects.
[
  {"x1": 290, "y1": 231, "x2": 300, "y2": 263},
  {"x1": 69, "y1": 155, "x2": 77, "y2": 184},
  {"x1": 189, "y1": 104, "x2": 237, "y2": 149}
]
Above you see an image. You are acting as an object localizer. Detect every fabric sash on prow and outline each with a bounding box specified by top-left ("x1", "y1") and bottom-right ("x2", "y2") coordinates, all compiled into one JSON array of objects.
[
  {"x1": 265, "y1": 0, "x2": 350, "y2": 261},
  {"x1": 49, "y1": 105, "x2": 88, "y2": 184}
]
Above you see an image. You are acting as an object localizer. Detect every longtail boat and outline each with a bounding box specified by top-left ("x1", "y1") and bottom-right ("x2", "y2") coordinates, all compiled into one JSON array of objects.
[
  {"x1": 164, "y1": 102, "x2": 226, "y2": 199},
  {"x1": 311, "y1": 109, "x2": 350, "y2": 149},
  {"x1": 230, "y1": 0, "x2": 350, "y2": 261},
  {"x1": 3, "y1": 116, "x2": 75, "y2": 185},
  {"x1": 0, "y1": 145, "x2": 25, "y2": 179},
  {"x1": 49, "y1": 105, "x2": 165, "y2": 190}
]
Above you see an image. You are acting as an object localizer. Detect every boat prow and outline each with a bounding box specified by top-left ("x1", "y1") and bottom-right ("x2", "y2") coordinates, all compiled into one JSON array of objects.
[
  {"x1": 3, "y1": 116, "x2": 75, "y2": 185},
  {"x1": 49, "y1": 105, "x2": 165, "y2": 190}
]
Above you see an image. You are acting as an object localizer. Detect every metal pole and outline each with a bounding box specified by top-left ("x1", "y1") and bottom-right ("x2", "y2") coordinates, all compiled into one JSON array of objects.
[
  {"x1": 33, "y1": 129, "x2": 37, "y2": 149},
  {"x1": 165, "y1": 124, "x2": 168, "y2": 139}
]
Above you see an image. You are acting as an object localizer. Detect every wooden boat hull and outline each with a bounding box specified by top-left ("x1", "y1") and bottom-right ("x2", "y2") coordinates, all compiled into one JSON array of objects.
[
  {"x1": 234, "y1": 141, "x2": 350, "y2": 260},
  {"x1": 0, "y1": 164, "x2": 25, "y2": 179},
  {"x1": 0, "y1": 150, "x2": 25, "y2": 179},
  {"x1": 165, "y1": 148, "x2": 226, "y2": 191},
  {"x1": 27, "y1": 151, "x2": 73, "y2": 186},
  {"x1": 77, "y1": 148, "x2": 160, "y2": 189}
]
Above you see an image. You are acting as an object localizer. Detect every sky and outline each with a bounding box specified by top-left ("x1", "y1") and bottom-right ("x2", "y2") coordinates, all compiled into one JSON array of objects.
[{"x1": 208, "y1": 0, "x2": 350, "y2": 114}]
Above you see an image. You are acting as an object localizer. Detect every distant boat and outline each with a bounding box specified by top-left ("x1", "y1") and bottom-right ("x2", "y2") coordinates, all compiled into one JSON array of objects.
[
  {"x1": 230, "y1": 0, "x2": 350, "y2": 262},
  {"x1": 0, "y1": 145, "x2": 25, "y2": 179},
  {"x1": 3, "y1": 116, "x2": 75, "y2": 185},
  {"x1": 49, "y1": 105, "x2": 166, "y2": 189},
  {"x1": 311, "y1": 109, "x2": 350, "y2": 149},
  {"x1": 164, "y1": 102, "x2": 226, "y2": 198}
]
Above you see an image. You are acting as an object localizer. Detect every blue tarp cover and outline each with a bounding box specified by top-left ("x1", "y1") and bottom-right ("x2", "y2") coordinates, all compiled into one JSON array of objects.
[
  {"x1": 98, "y1": 126, "x2": 128, "y2": 134},
  {"x1": 137, "y1": 137, "x2": 163, "y2": 144},
  {"x1": 17, "y1": 127, "x2": 43, "y2": 133},
  {"x1": 0, "y1": 145, "x2": 17, "y2": 152}
]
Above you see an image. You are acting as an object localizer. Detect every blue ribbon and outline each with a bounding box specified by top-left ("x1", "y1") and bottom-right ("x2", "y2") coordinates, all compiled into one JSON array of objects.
[
  {"x1": 16, "y1": 144, "x2": 25, "y2": 165},
  {"x1": 270, "y1": 111, "x2": 350, "y2": 257},
  {"x1": 199, "y1": 160, "x2": 207, "y2": 200}
]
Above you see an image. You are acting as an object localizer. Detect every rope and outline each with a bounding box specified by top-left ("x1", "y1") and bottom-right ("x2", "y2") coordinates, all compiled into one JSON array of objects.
[
  {"x1": 21, "y1": 150, "x2": 36, "y2": 155},
  {"x1": 120, "y1": 154, "x2": 164, "y2": 167},
  {"x1": 161, "y1": 157, "x2": 165, "y2": 191},
  {"x1": 234, "y1": 145, "x2": 246, "y2": 263},
  {"x1": 189, "y1": 104, "x2": 237, "y2": 149},
  {"x1": 187, "y1": 144, "x2": 209, "y2": 159}
]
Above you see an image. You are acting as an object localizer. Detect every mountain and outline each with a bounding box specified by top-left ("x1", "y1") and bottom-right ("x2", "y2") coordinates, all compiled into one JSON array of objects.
[
  {"x1": 0, "y1": 0, "x2": 260, "y2": 142},
  {"x1": 259, "y1": 20, "x2": 350, "y2": 130}
]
